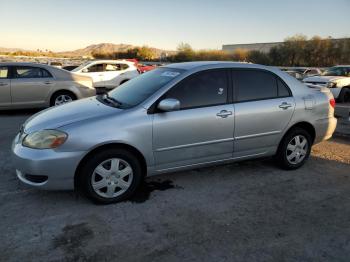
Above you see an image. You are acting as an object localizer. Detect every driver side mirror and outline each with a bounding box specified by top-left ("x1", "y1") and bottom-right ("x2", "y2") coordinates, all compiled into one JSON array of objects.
[
  {"x1": 157, "y1": 98, "x2": 180, "y2": 112},
  {"x1": 82, "y1": 68, "x2": 88, "y2": 73}
]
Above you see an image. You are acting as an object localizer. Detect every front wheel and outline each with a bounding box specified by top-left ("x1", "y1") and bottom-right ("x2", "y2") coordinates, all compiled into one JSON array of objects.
[
  {"x1": 78, "y1": 148, "x2": 143, "y2": 204},
  {"x1": 276, "y1": 128, "x2": 312, "y2": 170}
]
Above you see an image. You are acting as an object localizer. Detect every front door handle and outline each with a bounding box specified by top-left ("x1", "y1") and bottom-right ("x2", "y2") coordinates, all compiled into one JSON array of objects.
[
  {"x1": 0, "y1": 82, "x2": 8, "y2": 86},
  {"x1": 216, "y1": 110, "x2": 232, "y2": 118},
  {"x1": 279, "y1": 102, "x2": 292, "y2": 110}
]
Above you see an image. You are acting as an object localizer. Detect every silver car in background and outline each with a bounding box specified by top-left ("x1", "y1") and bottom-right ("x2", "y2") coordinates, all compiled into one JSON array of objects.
[
  {"x1": 0, "y1": 62, "x2": 95, "y2": 109},
  {"x1": 12, "y1": 62, "x2": 337, "y2": 204}
]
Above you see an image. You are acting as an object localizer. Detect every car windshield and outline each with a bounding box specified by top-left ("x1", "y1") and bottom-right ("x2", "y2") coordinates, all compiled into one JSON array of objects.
[
  {"x1": 322, "y1": 67, "x2": 350, "y2": 77},
  {"x1": 72, "y1": 61, "x2": 92, "y2": 72},
  {"x1": 107, "y1": 67, "x2": 185, "y2": 108}
]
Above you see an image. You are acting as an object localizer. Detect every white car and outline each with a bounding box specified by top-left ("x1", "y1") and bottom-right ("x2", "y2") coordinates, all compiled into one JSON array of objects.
[
  {"x1": 72, "y1": 60, "x2": 139, "y2": 90},
  {"x1": 303, "y1": 66, "x2": 350, "y2": 102}
]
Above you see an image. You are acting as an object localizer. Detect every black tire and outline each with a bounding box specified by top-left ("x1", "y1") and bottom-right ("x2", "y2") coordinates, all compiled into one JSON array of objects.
[
  {"x1": 78, "y1": 148, "x2": 143, "y2": 204},
  {"x1": 338, "y1": 88, "x2": 350, "y2": 103},
  {"x1": 276, "y1": 127, "x2": 312, "y2": 170},
  {"x1": 50, "y1": 91, "x2": 76, "y2": 107}
]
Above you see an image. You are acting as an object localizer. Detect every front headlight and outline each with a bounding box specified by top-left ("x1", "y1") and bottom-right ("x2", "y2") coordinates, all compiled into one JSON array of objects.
[
  {"x1": 22, "y1": 130, "x2": 68, "y2": 149},
  {"x1": 327, "y1": 82, "x2": 337, "y2": 88}
]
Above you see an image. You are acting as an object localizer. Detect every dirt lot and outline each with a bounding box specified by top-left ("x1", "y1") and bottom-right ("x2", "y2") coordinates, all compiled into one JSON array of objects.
[{"x1": 0, "y1": 110, "x2": 350, "y2": 262}]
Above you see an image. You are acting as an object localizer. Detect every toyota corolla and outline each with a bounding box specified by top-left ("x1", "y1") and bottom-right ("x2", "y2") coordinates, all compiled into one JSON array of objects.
[{"x1": 12, "y1": 62, "x2": 337, "y2": 204}]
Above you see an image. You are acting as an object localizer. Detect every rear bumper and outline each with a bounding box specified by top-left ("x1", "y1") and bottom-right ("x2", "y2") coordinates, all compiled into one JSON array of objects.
[
  {"x1": 77, "y1": 87, "x2": 96, "y2": 99},
  {"x1": 314, "y1": 117, "x2": 337, "y2": 144},
  {"x1": 12, "y1": 134, "x2": 86, "y2": 190}
]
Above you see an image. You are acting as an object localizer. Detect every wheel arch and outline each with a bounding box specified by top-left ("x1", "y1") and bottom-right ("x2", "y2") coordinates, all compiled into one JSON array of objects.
[
  {"x1": 280, "y1": 121, "x2": 316, "y2": 147},
  {"x1": 74, "y1": 142, "x2": 147, "y2": 190},
  {"x1": 50, "y1": 89, "x2": 77, "y2": 105}
]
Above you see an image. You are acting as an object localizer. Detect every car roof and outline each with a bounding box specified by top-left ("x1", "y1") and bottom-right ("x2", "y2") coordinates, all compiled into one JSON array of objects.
[
  {"x1": 164, "y1": 61, "x2": 270, "y2": 71},
  {"x1": 0, "y1": 62, "x2": 51, "y2": 68},
  {"x1": 88, "y1": 60, "x2": 135, "y2": 65}
]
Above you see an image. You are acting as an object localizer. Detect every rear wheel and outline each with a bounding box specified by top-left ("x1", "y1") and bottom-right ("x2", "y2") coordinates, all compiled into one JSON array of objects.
[
  {"x1": 78, "y1": 148, "x2": 143, "y2": 204},
  {"x1": 276, "y1": 127, "x2": 312, "y2": 170},
  {"x1": 50, "y1": 91, "x2": 76, "y2": 106}
]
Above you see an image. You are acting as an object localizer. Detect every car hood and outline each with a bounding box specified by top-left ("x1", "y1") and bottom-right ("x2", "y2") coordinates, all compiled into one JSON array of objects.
[
  {"x1": 23, "y1": 97, "x2": 121, "y2": 133},
  {"x1": 303, "y1": 75, "x2": 345, "y2": 83}
]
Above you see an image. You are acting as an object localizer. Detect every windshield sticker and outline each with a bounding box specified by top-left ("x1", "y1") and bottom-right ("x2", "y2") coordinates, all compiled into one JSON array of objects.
[{"x1": 161, "y1": 71, "x2": 180, "y2": 77}]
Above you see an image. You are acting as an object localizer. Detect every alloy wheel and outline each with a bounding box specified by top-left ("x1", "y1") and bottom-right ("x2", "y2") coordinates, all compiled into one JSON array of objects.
[
  {"x1": 55, "y1": 95, "x2": 73, "y2": 106},
  {"x1": 286, "y1": 135, "x2": 308, "y2": 165}
]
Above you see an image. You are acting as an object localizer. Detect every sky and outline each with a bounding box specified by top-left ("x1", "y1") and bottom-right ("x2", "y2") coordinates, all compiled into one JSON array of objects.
[{"x1": 1, "y1": 0, "x2": 349, "y2": 51}]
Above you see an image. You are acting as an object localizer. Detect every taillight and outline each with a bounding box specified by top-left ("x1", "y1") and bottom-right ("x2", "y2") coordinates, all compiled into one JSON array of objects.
[{"x1": 329, "y1": 98, "x2": 335, "y2": 108}]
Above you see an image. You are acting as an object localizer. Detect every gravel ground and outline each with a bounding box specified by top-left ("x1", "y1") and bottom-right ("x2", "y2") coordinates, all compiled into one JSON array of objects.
[{"x1": 0, "y1": 110, "x2": 350, "y2": 262}]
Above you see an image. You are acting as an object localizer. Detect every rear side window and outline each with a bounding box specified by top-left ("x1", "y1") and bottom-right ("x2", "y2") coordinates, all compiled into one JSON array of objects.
[
  {"x1": 165, "y1": 69, "x2": 228, "y2": 109},
  {"x1": 277, "y1": 78, "x2": 291, "y2": 97},
  {"x1": 104, "y1": 63, "x2": 129, "y2": 71},
  {"x1": 0, "y1": 66, "x2": 8, "y2": 78},
  {"x1": 235, "y1": 70, "x2": 277, "y2": 102},
  {"x1": 14, "y1": 66, "x2": 53, "y2": 78}
]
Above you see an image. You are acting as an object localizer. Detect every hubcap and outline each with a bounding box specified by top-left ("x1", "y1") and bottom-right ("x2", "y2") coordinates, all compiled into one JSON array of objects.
[
  {"x1": 286, "y1": 135, "x2": 308, "y2": 165},
  {"x1": 91, "y1": 158, "x2": 133, "y2": 198},
  {"x1": 55, "y1": 95, "x2": 73, "y2": 106}
]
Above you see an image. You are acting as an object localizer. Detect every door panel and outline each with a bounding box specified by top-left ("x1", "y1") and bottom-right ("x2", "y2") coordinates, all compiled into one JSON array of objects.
[
  {"x1": 232, "y1": 69, "x2": 295, "y2": 157},
  {"x1": 233, "y1": 97, "x2": 295, "y2": 157},
  {"x1": 84, "y1": 64, "x2": 104, "y2": 87},
  {"x1": 11, "y1": 78, "x2": 53, "y2": 106},
  {"x1": 153, "y1": 104, "x2": 234, "y2": 170},
  {"x1": 11, "y1": 66, "x2": 54, "y2": 106},
  {"x1": 103, "y1": 63, "x2": 125, "y2": 87},
  {"x1": 0, "y1": 66, "x2": 11, "y2": 107},
  {"x1": 0, "y1": 79, "x2": 11, "y2": 107}
]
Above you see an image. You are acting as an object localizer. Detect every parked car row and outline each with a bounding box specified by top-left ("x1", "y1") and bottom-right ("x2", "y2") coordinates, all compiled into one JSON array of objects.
[
  {"x1": 303, "y1": 65, "x2": 350, "y2": 102},
  {"x1": 280, "y1": 67, "x2": 323, "y2": 80}
]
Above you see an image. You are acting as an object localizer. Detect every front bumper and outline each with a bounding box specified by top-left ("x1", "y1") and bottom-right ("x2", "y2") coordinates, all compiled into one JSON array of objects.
[{"x1": 12, "y1": 134, "x2": 86, "y2": 190}]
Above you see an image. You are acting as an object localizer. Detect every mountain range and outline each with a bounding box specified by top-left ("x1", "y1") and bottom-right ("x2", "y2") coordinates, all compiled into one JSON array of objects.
[{"x1": 0, "y1": 43, "x2": 174, "y2": 57}]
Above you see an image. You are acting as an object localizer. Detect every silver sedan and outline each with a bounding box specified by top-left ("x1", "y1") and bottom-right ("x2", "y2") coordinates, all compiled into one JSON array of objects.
[
  {"x1": 0, "y1": 62, "x2": 95, "y2": 109},
  {"x1": 12, "y1": 62, "x2": 337, "y2": 204}
]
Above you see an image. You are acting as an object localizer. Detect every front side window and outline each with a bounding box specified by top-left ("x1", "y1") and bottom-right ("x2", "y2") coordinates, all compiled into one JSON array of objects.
[
  {"x1": 235, "y1": 70, "x2": 278, "y2": 102},
  {"x1": 0, "y1": 66, "x2": 8, "y2": 78},
  {"x1": 107, "y1": 67, "x2": 184, "y2": 108},
  {"x1": 14, "y1": 66, "x2": 52, "y2": 78},
  {"x1": 165, "y1": 70, "x2": 228, "y2": 109},
  {"x1": 86, "y1": 64, "x2": 104, "y2": 72}
]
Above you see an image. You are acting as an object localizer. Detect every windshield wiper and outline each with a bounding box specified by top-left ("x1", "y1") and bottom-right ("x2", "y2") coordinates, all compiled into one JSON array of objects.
[{"x1": 102, "y1": 93, "x2": 123, "y2": 107}]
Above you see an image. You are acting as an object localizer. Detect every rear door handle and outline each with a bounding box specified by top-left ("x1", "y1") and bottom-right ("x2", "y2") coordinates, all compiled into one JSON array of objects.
[
  {"x1": 44, "y1": 81, "x2": 52, "y2": 85},
  {"x1": 279, "y1": 102, "x2": 292, "y2": 110},
  {"x1": 0, "y1": 82, "x2": 8, "y2": 86},
  {"x1": 216, "y1": 110, "x2": 232, "y2": 118}
]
